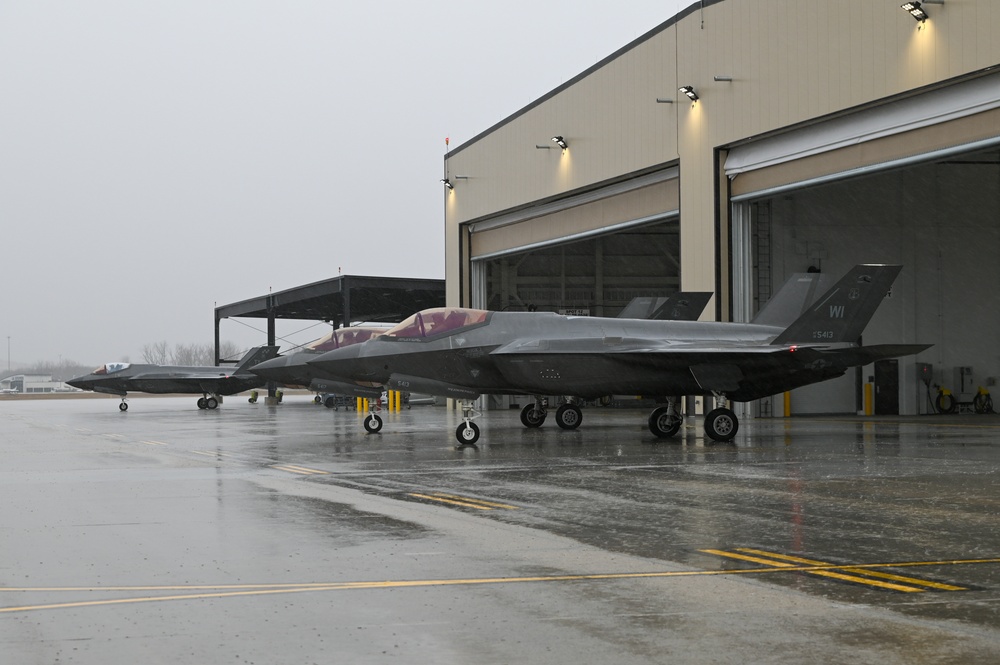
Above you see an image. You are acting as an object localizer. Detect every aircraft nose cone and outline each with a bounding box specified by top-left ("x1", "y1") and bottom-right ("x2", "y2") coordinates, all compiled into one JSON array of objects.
[
  {"x1": 248, "y1": 356, "x2": 288, "y2": 379},
  {"x1": 66, "y1": 375, "x2": 93, "y2": 390},
  {"x1": 308, "y1": 344, "x2": 365, "y2": 377}
]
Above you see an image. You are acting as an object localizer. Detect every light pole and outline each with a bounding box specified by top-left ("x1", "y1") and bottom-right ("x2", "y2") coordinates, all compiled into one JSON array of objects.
[{"x1": 6, "y1": 336, "x2": 9, "y2": 371}]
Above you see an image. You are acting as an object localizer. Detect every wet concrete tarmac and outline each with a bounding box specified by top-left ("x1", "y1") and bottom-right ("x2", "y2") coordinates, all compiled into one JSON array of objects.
[{"x1": 2, "y1": 395, "x2": 1000, "y2": 663}]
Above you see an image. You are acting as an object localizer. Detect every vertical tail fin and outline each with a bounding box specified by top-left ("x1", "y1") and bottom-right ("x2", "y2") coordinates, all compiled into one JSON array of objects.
[
  {"x1": 771, "y1": 265, "x2": 901, "y2": 345},
  {"x1": 235, "y1": 345, "x2": 281, "y2": 371}
]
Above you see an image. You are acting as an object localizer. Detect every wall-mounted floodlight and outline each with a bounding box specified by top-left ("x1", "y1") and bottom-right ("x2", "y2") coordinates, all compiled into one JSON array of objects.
[
  {"x1": 551, "y1": 136, "x2": 568, "y2": 150},
  {"x1": 440, "y1": 178, "x2": 454, "y2": 190},
  {"x1": 901, "y1": 2, "x2": 929, "y2": 21},
  {"x1": 454, "y1": 175, "x2": 469, "y2": 181},
  {"x1": 714, "y1": 75, "x2": 733, "y2": 82},
  {"x1": 678, "y1": 85, "x2": 699, "y2": 101}
]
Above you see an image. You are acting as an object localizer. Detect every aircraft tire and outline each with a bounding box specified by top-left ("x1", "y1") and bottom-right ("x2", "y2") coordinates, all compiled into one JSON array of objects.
[
  {"x1": 206, "y1": 397, "x2": 219, "y2": 410},
  {"x1": 119, "y1": 402, "x2": 128, "y2": 412},
  {"x1": 314, "y1": 395, "x2": 322, "y2": 404},
  {"x1": 555, "y1": 404, "x2": 582, "y2": 430},
  {"x1": 364, "y1": 414, "x2": 383, "y2": 433},
  {"x1": 197, "y1": 397, "x2": 208, "y2": 409},
  {"x1": 324, "y1": 396, "x2": 338, "y2": 409},
  {"x1": 519, "y1": 404, "x2": 546, "y2": 428},
  {"x1": 455, "y1": 422, "x2": 480, "y2": 445},
  {"x1": 648, "y1": 406, "x2": 681, "y2": 438},
  {"x1": 704, "y1": 408, "x2": 739, "y2": 441}
]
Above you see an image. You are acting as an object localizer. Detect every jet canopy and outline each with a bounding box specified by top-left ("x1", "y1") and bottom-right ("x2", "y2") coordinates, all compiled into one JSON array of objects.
[
  {"x1": 93, "y1": 362, "x2": 130, "y2": 375},
  {"x1": 306, "y1": 327, "x2": 384, "y2": 352},
  {"x1": 385, "y1": 308, "x2": 489, "y2": 339}
]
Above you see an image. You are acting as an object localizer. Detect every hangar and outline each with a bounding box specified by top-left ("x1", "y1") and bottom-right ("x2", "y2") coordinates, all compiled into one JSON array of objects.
[{"x1": 443, "y1": 0, "x2": 1000, "y2": 418}]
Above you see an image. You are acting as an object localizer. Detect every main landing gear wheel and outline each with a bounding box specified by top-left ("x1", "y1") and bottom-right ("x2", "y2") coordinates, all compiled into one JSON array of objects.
[
  {"x1": 455, "y1": 422, "x2": 481, "y2": 445},
  {"x1": 555, "y1": 403, "x2": 582, "y2": 430},
  {"x1": 197, "y1": 397, "x2": 207, "y2": 409},
  {"x1": 205, "y1": 397, "x2": 218, "y2": 410},
  {"x1": 648, "y1": 406, "x2": 681, "y2": 438},
  {"x1": 363, "y1": 414, "x2": 383, "y2": 433},
  {"x1": 119, "y1": 402, "x2": 128, "y2": 412},
  {"x1": 324, "y1": 396, "x2": 338, "y2": 409},
  {"x1": 519, "y1": 404, "x2": 546, "y2": 428},
  {"x1": 704, "y1": 408, "x2": 738, "y2": 441}
]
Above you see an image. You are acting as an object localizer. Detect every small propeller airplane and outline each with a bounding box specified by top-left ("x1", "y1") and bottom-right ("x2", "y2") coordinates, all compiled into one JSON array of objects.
[
  {"x1": 306, "y1": 265, "x2": 930, "y2": 446},
  {"x1": 67, "y1": 346, "x2": 279, "y2": 411}
]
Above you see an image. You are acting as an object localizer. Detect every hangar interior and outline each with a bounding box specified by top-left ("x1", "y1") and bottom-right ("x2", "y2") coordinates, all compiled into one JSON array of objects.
[{"x1": 740, "y1": 142, "x2": 1000, "y2": 417}]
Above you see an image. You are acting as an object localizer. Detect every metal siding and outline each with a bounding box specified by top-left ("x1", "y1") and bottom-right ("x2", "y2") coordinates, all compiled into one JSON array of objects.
[{"x1": 445, "y1": 0, "x2": 1000, "y2": 302}]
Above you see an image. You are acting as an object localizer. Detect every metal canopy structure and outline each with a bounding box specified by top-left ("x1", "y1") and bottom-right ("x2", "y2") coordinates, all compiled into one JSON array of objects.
[{"x1": 213, "y1": 275, "x2": 445, "y2": 364}]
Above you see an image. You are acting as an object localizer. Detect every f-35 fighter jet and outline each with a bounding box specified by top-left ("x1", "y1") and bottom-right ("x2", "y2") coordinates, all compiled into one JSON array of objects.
[
  {"x1": 308, "y1": 265, "x2": 930, "y2": 445},
  {"x1": 67, "y1": 345, "x2": 279, "y2": 411}
]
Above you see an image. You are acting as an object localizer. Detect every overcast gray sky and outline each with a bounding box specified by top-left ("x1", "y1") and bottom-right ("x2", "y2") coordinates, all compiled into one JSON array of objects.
[{"x1": 1, "y1": 1, "x2": 688, "y2": 367}]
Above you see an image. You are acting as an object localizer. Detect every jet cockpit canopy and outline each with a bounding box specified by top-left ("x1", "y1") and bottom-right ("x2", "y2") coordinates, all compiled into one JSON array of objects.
[
  {"x1": 306, "y1": 327, "x2": 384, "y2": 352},
  {"x1": 93, "y1": 362, "x2": 131, "y2": 375},
  {"x1": 385, "y1": 308, "x2": 489, "y2": 339}
]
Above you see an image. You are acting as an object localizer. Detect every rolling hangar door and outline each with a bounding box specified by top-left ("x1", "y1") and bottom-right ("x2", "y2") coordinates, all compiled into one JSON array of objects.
[
  {"x1": 727, "y1": 71, "x2": 1000, "y2": 418},
  {"x1": 465, "y1": 167, "x2": 680, "y2": 410}
]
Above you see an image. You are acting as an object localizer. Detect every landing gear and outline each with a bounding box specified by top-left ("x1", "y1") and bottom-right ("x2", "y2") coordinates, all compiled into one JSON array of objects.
[
  {"x1": 362, "y1": 397, "x2": 383, "y2": 433},
  {"x1": 648, "y1": 399, "x2": 681, "y2": 438},
  {"x1": 363, "y1": 413, "x2": 383, "y2": 433},
  {"x1": 197, "y1": 395, "x2": 220, "y2": 410},
  {"x1": 519, "y1": 399, "x2": 546, "y2": 428},
  {"x1": 704, "y1": 393, "x2": 738, "y2": 441},
  {"x1": 119, "y1": 400, "x2": 128, "y2": 412},
  {"x1": 555, "y1": 403, "x2": 582, "y2": 430},
  {"x1": 456, "y1": 422, "x2": 480, "y2": 445},
  {"x1": 455, "y1": 399, "x2": 481, "y2": 446}
]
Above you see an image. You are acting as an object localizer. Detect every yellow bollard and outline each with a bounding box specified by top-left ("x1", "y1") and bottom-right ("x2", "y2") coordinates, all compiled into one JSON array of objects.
[
  {"x1": 783, "y1": 391, "x2": 791, "y2": 418},
  {"x1": 864, "y1": 383, "x2": 874, "y2": 416}
]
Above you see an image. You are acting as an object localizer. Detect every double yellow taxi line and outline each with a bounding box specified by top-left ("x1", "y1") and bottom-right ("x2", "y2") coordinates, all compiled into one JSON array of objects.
[
  {"x1": 407, "y1": 492, "x2": 519, "y2": 511},
  {"x1": 271, "y1": 464, "x2": 330, "y2": 476},
  {"x1": 702, "y1": 547, "x2": 968, "y2": 592}
]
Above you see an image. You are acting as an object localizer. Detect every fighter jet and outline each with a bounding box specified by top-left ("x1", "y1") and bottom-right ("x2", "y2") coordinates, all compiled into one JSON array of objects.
[
  {"x1": 249, "y1": 327, "x2": 385, "y2": 404},
  {"x1": 308, "y1": 265, "x2": 930, "y2": 445},
  {"x1": 67, "y1": 345, "x2": 279, "y2": 411}
]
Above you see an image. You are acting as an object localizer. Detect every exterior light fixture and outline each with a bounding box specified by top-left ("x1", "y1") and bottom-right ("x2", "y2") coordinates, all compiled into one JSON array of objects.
[
  {"x1": 441, "y1": 178, "x2": 454, "y2": 190},
  {"x1": 679, "y1": 85, "x2": 699, "y2": 101},
  {"x1": 714, "y1": 75, "x2": 733, "y2": 82},
  {"x1": 656, "y1": 98, "x2": 674, "y2": 104},
  {"x1": 551, "y1": 136, "x2": 568, "y2": 150},
  {"x1": 535, "y1": 144, "x2": 552, "y2": 149},
  {"x1": 901, "y1": 2, "x2": 929, "y2": 21}
]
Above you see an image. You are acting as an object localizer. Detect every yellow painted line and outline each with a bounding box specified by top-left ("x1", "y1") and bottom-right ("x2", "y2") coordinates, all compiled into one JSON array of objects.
[
  {"x1": 282, "y1": 464, "x2": 330, "y2": 476},
  {"x1": 701, "y1": 549, "x2": 926, "y2": 592},
  {"x1": 271, "y1": 465, "x2": 329, "y2": 476},
  {"x1": 140, "y1": 440, "x2": 168, "y2": 446},
  {"x1": 431, "y1": 492, "x2": 519, "y2": 510},
  {"x1": 737, "y1": 548, "x2": 967, "y2": 592},
  {"x1": 2, "y1": 556, "x2": 999, "y2": 614},
  {"x1": 408, "y1": 493, "x2": 492, "y2": 510}
]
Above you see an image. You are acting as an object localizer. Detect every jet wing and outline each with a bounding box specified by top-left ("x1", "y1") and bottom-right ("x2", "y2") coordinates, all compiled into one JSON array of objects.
[{"x1": 490, "y1": 337, "x2": 931, "y2": 401}]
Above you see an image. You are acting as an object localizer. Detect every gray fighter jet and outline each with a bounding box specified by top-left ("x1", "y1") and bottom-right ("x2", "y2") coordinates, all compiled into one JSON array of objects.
[
  {"x1": 249, "y1": 327, "x2": 385, "y2": 404},
  {"x1": 308, "y1": 265, "x2": 930, "y2": 445},
  {"x1": 67, "y1": 345, "x2": 279, "y2": 411}
]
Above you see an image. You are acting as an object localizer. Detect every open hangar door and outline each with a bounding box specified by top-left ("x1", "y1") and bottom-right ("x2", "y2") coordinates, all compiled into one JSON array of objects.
[
  {"x1": 464, "y1": 170, "x2": 682, "y2": 411},
  {"x1": 731, "y1": 141, "x2": 1000, "y2": 418}
]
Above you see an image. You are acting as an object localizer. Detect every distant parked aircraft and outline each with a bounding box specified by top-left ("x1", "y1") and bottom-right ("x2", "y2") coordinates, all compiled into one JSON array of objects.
[{"x1": 67, "y1": 346, "x2": 279, "y2": 411}]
